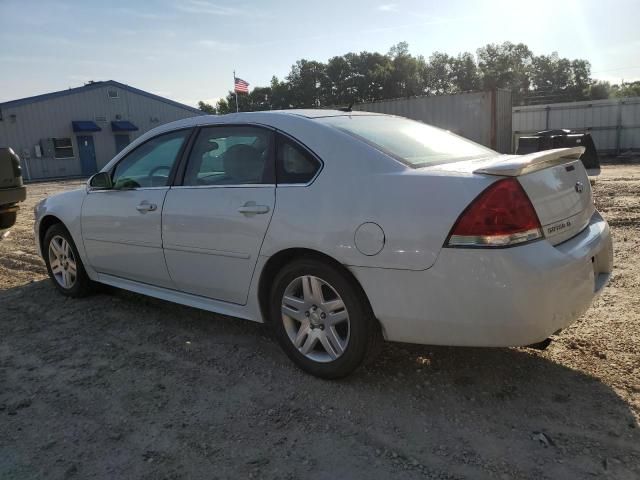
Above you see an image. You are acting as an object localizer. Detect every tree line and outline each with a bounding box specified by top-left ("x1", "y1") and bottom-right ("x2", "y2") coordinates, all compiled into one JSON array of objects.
[{"x1": 198, "y1": 42, "x2": 640, "y2": 114}]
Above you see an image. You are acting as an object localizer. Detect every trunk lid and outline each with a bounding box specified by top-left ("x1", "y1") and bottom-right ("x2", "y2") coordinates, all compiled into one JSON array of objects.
[{"x1": 515, "y1": 158, "x2": 594, "y2": 245}]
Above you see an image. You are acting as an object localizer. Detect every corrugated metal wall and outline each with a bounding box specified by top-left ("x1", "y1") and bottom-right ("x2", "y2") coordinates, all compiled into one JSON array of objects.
[
  {"x1": 0, "y1": 85, "x2": 201, "y2": 180},
  {"x1": 512, "y1": 97, "x2": 640, "y2": 154},
  {"x1": 354, "y1": 89, "x2": 512, "y2": 153}
]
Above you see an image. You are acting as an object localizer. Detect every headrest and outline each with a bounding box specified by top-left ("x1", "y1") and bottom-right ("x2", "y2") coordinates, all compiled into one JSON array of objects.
[{"x1": 223, "y1": 144, "x2": 263, "y2": 183}]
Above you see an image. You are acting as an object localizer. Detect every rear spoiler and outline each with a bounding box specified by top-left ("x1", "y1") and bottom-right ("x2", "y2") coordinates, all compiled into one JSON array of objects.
[{"x1": 474, "y1": 147, "x2": 586, "y2": 177}]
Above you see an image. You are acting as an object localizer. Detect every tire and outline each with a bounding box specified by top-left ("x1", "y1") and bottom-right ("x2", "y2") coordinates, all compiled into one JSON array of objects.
[
  {"x1": 43, "y1": 223, "x2": 94, "y2": 297},
  {"x1": 0, "y1": 210, "x2": 17, "y2": 229},
  {"x1": 269, "y1": 258, "x2": 380, "y2": 379}
]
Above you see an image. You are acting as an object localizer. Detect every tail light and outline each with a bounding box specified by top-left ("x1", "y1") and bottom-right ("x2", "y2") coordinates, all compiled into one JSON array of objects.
[{"x1": 446, "y1": 178, "x2": 543, "y2": 248}]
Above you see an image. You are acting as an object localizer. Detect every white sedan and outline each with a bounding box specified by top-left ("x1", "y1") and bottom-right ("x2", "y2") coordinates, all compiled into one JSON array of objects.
[{"x1": 34, "y1": 110, "x2": 613, "y2": 378}]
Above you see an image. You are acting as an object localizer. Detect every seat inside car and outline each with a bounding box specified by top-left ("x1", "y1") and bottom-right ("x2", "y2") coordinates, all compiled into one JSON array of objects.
[{"x1": 221, "y1": 144, "x2": 264, "y2": 184}]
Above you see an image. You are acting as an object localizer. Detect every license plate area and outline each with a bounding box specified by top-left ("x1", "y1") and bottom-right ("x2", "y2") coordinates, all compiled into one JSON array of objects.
[{"x1": 591, "y1": 251, "x2": 611, "y2": 293}]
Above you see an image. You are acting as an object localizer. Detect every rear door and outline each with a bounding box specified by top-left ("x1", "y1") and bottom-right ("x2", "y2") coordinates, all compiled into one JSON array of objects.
[
  {"x1": 162, "y1": 125, "x2": 275, "y2": 304},
  {"x1": 81, "y1": 129, "x2": 191, "y2": 287}
]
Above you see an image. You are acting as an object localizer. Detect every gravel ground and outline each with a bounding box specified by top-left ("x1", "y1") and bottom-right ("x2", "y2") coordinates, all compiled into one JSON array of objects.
[{"x1": 1, "y1": 166, "x2": 638, "y2": 480}]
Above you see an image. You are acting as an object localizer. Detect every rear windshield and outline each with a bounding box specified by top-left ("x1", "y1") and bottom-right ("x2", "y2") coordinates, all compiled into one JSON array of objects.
[{"x1": 318, "y1": 115, "x2": 495, "y2": 167}]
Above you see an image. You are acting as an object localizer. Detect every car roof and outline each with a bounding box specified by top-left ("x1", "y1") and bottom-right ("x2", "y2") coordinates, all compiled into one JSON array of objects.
[
  {"x1": 142, "y1": 109, "x2": 383, "y2": 137},
  {"x1": 265, "y1": 109, "x2": 379, "y2": 118}
]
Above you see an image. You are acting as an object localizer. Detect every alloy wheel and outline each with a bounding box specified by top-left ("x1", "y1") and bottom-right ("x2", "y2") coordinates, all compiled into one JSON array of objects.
[
  {"x1": 281, "y1": 275, "x2": 350, "y2": 363},
  {"x1": 48, "y1": 235, "x2": 77, "y2": 289}
]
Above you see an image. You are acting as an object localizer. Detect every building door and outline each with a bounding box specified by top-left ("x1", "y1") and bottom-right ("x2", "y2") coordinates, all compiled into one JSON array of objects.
[
  {"x1": 76, "y1": 135, "x2": 97, "y2": 176},
  {"x1": 114, "y1": 134, "x2": 130, "y2": 154}
]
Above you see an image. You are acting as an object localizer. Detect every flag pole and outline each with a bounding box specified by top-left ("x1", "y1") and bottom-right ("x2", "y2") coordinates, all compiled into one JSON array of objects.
[{"x1": 233, "y1": 70, "x2": 239, "y2": 113}]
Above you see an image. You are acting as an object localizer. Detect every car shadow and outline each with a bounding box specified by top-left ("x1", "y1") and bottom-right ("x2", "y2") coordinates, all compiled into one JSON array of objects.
[{"x1": 1, "y1": 280, "x2": 639, "y2": 480}]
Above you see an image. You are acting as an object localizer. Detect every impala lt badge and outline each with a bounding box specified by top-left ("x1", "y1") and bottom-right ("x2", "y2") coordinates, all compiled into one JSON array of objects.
[{"x1": 575, "y1": 181, "x2": 584, "y2": 193}]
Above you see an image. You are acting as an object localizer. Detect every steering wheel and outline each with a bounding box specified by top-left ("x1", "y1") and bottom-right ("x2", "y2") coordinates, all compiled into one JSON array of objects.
[
  {"x1": 148, "y1": 165, "x2": 171, "y2": 187},
  {"x1": 149, "y1": 165, "x2": 171, "y2": 178}
]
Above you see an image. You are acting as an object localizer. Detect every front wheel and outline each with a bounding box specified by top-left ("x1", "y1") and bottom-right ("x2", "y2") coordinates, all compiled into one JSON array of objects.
[
  {"x1": 43, "y1": 223, "x2": 94, "y2": 297},
  {"x1": 269, "y1": 259, "x2": 379, "y2": 379}
]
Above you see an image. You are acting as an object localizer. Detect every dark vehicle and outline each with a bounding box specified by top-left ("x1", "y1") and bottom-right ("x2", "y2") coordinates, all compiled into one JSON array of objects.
[
  {"x1": 0, "y1": 147, "x2": 27, "y2": 229},
  {"x1": 517, "y1": 129, "x2": 600, "y2": 173}
]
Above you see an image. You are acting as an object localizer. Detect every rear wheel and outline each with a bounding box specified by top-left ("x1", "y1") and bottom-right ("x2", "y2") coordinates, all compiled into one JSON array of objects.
[
  {"x1": 270, "y1": 258, "x2": 379, "y2": 379},
  {"x1": 0, "y1": 209, "x2": 17, "y2": 229},
  {"x1": 43, "y1": 224, "x2": 93, "y2": 297}
]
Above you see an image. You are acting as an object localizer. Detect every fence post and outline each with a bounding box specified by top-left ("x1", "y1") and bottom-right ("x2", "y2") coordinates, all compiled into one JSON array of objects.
[
  {"x1": 490, "y1": 89, "x2": 497, "y2": 150},
  {"x1": 615, "y1": 100, "x2": 623, "y2": 156},
  {"x1": 545, "y1": 105, "x2": 550, "y2": 130}
]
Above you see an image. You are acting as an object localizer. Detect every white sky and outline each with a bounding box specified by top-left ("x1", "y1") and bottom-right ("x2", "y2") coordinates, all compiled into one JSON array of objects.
[{"x1": 1, "y1": 0, "x2": 638, "y2": 106}]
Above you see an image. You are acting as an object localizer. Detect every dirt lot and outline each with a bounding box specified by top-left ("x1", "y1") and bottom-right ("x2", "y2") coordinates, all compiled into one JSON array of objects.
[{"x1": 1, "y1": 166, "x2": 639, "y2": 480}]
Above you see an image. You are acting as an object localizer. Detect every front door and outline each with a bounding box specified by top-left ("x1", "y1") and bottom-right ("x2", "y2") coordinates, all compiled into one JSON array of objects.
[
  {"x1": 114, "y1": 134, "x2": 131, "y2": 154},
  {"x1": 81, "y1": 129, "x2": 192, "y2": 287},
  {"x1": 162, "y1": 125, "x2": 275, "y2": 305},
  {"x1": 77, "y1": 135, "x2": 97, "y2": 176}
]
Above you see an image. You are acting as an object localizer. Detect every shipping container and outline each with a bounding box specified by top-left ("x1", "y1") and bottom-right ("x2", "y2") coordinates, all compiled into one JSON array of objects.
[{"x1": 354, "y1": 90, "x2": 512, "y2": 153}]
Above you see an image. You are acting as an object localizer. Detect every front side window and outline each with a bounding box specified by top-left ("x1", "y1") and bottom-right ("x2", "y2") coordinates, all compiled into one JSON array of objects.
[
  {"x1": 276, "y1": 135, "x2": 321, "y2": 184},
  {"x1": 112, "y1": 129, "x2": 190, "y2": 189},
  {"x1": 53, "y1": 138, "x2": 74, "y2": 159},
  {"x1": 318, "y1": 115, "x2": 495, "y2": 167},
  {"x1": 183, "y1": 126, "x2": 273, "y2": 186}
]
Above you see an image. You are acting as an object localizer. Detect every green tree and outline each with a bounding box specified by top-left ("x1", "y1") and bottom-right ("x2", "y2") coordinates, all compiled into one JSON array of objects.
[
  {"x1": 570, "y1": 59, "x2": 592, "y2": 100},
  {"x1": 197, "y1": 100, "x2": 216, "y2": 114},
  {"x1": 385, "y1": 42, "x2": 424, "y2": 98},
  {"x1": 586, "y1": 81, "x2": 611, "y2": 100},
  {"x1": 285, "y1": 59, "x2": 327, "y2": 107},
  {"x1": 450, "y1": 52, "x2": 481, "y2": 92},
  {"x1": 612, "y1": 80, "x2": 640, "y2": 98},
  {"x1": 214, "y1": 86, "x2": 275, "y2": 114},
  {"x1": 424, "y1": 52, "x2": 454, "y2": 94},
  {"x1": 477, "y1": 42, "x2": 533, "y2": 102},
  {"x1": 206, "y1": 41, "x2": 600, "y2": 112}
]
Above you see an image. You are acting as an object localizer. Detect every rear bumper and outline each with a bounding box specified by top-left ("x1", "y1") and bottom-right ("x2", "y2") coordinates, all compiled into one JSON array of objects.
[
  {"x1": 0, "y1": 186, "x2": 26, "y2": 209},
  {"x1": 351, "y1": 211, "x2": 613, "y2": 347}
]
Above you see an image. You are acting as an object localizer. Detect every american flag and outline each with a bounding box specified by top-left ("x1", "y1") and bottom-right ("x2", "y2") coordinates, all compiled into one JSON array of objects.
[{"x1": 234, "y1": 76, "x2": 249, "y2": 94}]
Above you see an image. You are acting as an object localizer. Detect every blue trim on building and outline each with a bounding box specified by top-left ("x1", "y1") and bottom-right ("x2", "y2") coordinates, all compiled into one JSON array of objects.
[
  {"x1": 72, "y1": 120, "x2": 102, "y2": 132},
  {"x1": 0, "y1": 80, "x2": 202, "y2": 114},
  {"x1": 111, "y1": 120, "x2": 139, "y2": 132}
]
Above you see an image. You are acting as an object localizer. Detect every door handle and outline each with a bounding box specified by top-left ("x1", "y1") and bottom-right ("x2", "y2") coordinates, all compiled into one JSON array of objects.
[
  {"x1": 238, "y1": 202, "x2": 270, "y2": 215},
  {"x1": 136, "y1": 202, "x2": 157, "y2": 213}
]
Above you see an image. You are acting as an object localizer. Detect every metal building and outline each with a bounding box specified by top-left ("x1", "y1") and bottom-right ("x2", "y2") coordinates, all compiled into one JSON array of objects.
[
  {"x1": 512, "y1": 97, "x2": 640, "y2": 155},
  {"x1": 0, "y1": 80, "x2": 202, "y2": 181},
  {"x1": 354, "y1": 89, "x2": 513, "y2": 153}
]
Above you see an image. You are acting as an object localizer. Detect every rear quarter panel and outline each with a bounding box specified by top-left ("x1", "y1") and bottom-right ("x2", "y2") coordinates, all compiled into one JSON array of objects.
[{"x1": 260, "y1": 124, "x2": 497, "y2": 271}]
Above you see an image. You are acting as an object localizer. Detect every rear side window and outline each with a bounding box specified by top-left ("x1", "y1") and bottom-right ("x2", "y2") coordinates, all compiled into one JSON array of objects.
[
  {"x1": 183, "y1": 126, "x2": 273, "y2": 186},
  {"x1": 276, "y1": 135, "x2": 320, "y2": 184}
]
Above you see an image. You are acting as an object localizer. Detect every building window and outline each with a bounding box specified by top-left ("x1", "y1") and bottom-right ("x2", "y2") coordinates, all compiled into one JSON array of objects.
[
  {"x1": 53, "y1": 138, "x2": 74, "y2": 159},
  {"x1": 108, "y1": 90, "x2": 119, "y2": 99}
]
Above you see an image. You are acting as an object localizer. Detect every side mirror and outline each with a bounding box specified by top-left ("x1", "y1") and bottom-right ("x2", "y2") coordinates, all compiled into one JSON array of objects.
[{"x1": 88, "y1": 172, "x2": 113, "y2": 190}]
